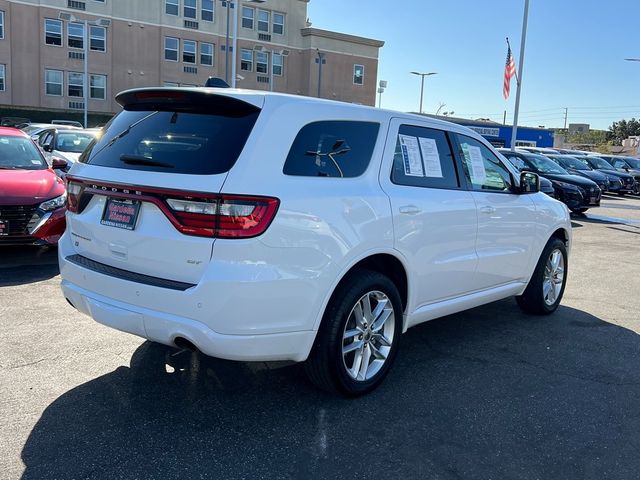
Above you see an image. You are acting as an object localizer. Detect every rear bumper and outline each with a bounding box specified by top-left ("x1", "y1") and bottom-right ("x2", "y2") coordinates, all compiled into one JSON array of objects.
[{"x1": 61, "y1": 279, "x2": 316, "y2": 362}]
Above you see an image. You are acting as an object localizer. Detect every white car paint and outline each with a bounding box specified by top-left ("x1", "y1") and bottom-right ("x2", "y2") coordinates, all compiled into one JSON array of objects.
[{"x1": 58, "y1": 89, "x2": 571, "y2": 363}]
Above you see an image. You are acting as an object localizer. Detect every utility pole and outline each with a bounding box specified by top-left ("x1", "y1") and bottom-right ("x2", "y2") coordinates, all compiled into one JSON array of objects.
[
  {"x1": 563, "y1": 107, "x2": 568, "y2": 130},
  {"x1": 503, "y1": 110, "x2": 507, "y2": 125},
  {"x1": 510, "y1": 0, "x2": 530, "y2": 151},
  {"x1": 316, "y1": 50, "x2": 326, "y2": 98}
]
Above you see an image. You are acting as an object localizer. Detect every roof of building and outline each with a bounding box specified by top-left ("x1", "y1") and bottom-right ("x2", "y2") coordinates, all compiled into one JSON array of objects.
[
  {"x1": 300, "y1": 27, "x2": 385, "y2": 48},
  {"x1": 412, "y1": 113, "x2": 554, "y2": 132}
]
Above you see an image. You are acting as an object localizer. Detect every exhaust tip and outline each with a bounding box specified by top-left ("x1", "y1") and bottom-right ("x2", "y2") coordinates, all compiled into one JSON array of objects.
[{"x1": 174, "y1": 336, "x2": 197, "y2": 352}]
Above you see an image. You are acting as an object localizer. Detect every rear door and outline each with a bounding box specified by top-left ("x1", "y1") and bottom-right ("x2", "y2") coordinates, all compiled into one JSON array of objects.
[
  {"x1": 452, "y1": 133, "x2": 537, "y2": 289},
  {"x1": 65, "y1": 90, "x2": 263, "y2": 285},
  {"x1": 379, "y1": 119, "x2": 479, "y2": 309}
]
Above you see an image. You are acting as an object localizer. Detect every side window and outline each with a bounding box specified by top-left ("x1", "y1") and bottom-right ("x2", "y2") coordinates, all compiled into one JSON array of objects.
[
  {"x1": 40, "y1": 132, "x2": 53, "y2": 148},
  {"x1": 283, "y1": 121, "x2": 380, "y2": 178},
  {"x1": 613, "y1": 160, "x2": 626, "y2": 168},
  {"x1": 505, "y1": 155, "x2": 526, "y2": 171},
  {"x1": 391, "y1": 125, "x2": 459, "y2": 189},
  {"x1": 456, "y1": 135, "x2": 512, "y2": 192}
]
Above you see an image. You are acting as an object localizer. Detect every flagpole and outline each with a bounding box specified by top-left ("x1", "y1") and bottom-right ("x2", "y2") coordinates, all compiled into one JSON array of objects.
[{"x1": 510, "y1": 0, "x2": 530, "y2": 152}]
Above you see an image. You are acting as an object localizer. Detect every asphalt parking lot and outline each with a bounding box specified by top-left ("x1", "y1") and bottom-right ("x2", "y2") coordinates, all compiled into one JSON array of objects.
[{"x1": 1, "y1": 195, "x2": 639, "y2": 480}]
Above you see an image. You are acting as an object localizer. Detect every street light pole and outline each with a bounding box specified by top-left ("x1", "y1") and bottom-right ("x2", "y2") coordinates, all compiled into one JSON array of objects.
[
  {"x1": 224, "y1": 2, "x2": 231, "y2": 84},
  {"x1": 410, "y1": 71, "x2": 437, "y2": 114},
  {"x1": 226, "y1": 0, "x2": 266, "y2": 88},
  {"x1": 83, "y1": 19, "x2": 88, "y2": 128},
  {"x1": 316, "y1": 50, "x2": 326, "y2": 98}
]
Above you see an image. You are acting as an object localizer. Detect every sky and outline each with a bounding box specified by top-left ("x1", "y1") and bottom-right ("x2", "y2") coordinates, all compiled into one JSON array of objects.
[{"x1": 307, "y1": 0, "x2": 640, "y2": 130}]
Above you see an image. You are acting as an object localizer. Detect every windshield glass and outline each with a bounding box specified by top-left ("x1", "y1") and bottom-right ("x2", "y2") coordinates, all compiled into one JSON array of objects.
[
  {"x1": 552, "y1": 155, "x2": 589, "y2": 170},
  {"x1": 55, "y1": 132, "x2": 96, "y2": 153},
  {"x1": 588, "y1": 156, "x2": 614, "y2": 169},
  {"x1": 524, "y1": 153, "x2": 569, "y2": 175},
  {"x1": 0, "y1": 135, "x2": 48, "y2": 170}
]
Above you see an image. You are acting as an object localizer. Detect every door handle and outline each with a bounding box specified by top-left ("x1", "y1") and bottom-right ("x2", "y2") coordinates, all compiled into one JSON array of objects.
[
  {"x1": 480, "y1": 206, "x2": 496, "y2": 214},
  {"x1": 399, "y1": 205, "x2": 422, "y2": 215}
]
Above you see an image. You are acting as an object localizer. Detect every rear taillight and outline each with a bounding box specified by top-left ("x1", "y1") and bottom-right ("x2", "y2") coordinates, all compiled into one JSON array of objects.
[
  {"x1": 66, "y1": 180, "x2": 84, "y2": 213},
  {"x1": 165, "y1": 195, "x2": 279, "y2": 239}
]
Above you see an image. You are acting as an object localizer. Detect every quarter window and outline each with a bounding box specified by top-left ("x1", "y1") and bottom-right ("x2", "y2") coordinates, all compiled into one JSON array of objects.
[
  {"x1": 242, "y1": 7, "x2": 254, "y2": 28},
  {"x1": 68, "y1": 22, "x2": 84, "y2": 49},
  {"x1": 165, "y1": 0, "x2": 179, "y2": 16},
  {"x1": 90, "y1": 74, "x2": 106, "y2": 100},
  {"x1": 353, "y1": 64, "x2": 364, "y2": 85},
  {"x1": 45, "y1": 19, "x2": 63, "y2": 46},
  {"x1": 456, "y1": 134, "x2": 512, "y2": 192},
  {"x1": 391, "y1": 126, "x2": 459, "y2": 189},
  {"x1": 45, "y1": 69, "x2": 63, "y2": 96},
  {"x1": 257, "y1": 10, "x2": 269, "y2": 32},
  {"x1": 272, "y1": 53, "x2": 283, "y2": 76},
  {"x1": 90, "y1": 26, "x2": 106, "y2": 52},
  {"x1": 273, "y1": 13, "x2": 285, "y2": 34},
  {"x1": 240, "y1": 49, "x2": 253, "y2": 71},
  {"x1": 164, "y1": 37, "x2": 179, "y2": 61},
  {"x1": 200, "y1": 42, "x2": 214, "y2": 66},
  {"x1": 183, "y1": 40, "x2": 196, "y2": 64},
  {"x1": 184, "y1": 0, "x2": 197, "y2": 19},
  {"x1": 0, "y1": 64, "x2": 5, "y2": 92},
  {"x1": 202, "y1": 0, "x2": 214, "y2": 21},
  {"x1": 256, "y1": 51, "x2": 268, "y2": 74},
  {"x1": 0, "y1": 11, "x2": 4, "y2": 40},
  {"x1": 283, "y1": 121, "x2": 381, "y2": 178},
  {"x1": 68, "y1": 72, "x2": 84, "y2": 98}
]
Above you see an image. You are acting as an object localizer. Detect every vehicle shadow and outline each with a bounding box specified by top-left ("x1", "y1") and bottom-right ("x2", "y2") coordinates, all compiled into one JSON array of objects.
[
  {"x1": 0, "y1": 246, "x2": 59, "y2": 286},
  {"x1": 20, "y1": 300, "x2": 640, "y2": 480}
]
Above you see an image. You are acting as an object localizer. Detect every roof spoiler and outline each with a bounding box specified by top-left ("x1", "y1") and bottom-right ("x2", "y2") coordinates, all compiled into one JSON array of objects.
[{"x1": 115, "y1": 88, "x2": 262, "y2": 117}]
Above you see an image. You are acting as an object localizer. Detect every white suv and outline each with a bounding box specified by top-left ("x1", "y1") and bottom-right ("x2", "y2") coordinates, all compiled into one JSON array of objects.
[{"x1": 59, "y1": 88, "x2": 571, "y2": 395}]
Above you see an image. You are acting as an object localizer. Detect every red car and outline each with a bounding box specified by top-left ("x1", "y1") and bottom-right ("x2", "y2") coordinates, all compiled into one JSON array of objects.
[{"x1": 0, "y1": 127, "x2": 67, "y2": 245}]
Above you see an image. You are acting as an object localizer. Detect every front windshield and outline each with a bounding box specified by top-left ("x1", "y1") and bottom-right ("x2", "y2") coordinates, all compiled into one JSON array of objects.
[
  {"x1": 588, "y1": 156, "x2": 614, "y2": 169},
  {"x1": 524, "y1": 153, "x2": 569, "y2": 175},
  {"x1": 623, "y1": 157, "x2": 640, "y2": 169},
  {"x1": 55, "y1": 132, "x2": 96, "y2": 153},
  {"x1": 0, "y1": 135, "x2": 48, "y2": 170},
  {"x1": 553, "y1": 155, "x2": 589, "y2": 170}
]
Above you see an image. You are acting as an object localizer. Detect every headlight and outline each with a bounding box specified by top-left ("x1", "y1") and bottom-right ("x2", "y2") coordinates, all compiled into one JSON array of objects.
[{"x1": 39, "y1": 192, "x2": 67, "y2": 211}]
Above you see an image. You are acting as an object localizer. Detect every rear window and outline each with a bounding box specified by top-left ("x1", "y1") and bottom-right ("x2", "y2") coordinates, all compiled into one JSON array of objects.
[
  {"x1": 81, "y1": 107, "x2": 259, "y2": 175},
  {"x1": 283, "y1": 121, "x2": 380, "y2": 178}
]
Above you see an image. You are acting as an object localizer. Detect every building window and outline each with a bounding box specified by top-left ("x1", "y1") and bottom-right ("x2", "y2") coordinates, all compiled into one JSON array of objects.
[
  {"x1": 257, "y1": 10, "x2": 269, "y2": 33},
  {"x1": 45, "y1": 19, "x2": 63, "y2": 46},
  {"x1": 353, "y1": 64, "x2": 364, "y2": 85},
  {"x1": 0, "y1": 64, "x2": 5, "y2": 92},
  {"x1": 256, "y1": 51, "x2": 268, "y2": 74},
  {"x1": 272, "y1": 53, "x2": 283, "y2": 76},
  {"x1": 241, "y1": 7, "x2": 254, "y2": 29},
  {"x1": 68, "y1": 22, "x2": 85, "y2": 49},
  {"x1": 240, "y1": 49, "x2": 253, "y2": 71},
  {"x1": 202, "y1": 0, "x2": 214, "y2": 21},
  {"x1": 200, "y1": 42, "x2": 214, "y2": 66},
  {"x1": 273, "y1": 13, "x2": 284, "y2": 35},
  {"x1": 184, "y1": 0, "x2": 197, "y2": 19},
  {"x1": 68, "y1": 72, "x2": 84, "y2": 97},
  {"x1": 45, "y1": 69, "x2": 63, "y2": 96},
  {"x1": 90, "y1": 26, "x2": 106, "y2": 52},
  {"x1": 183, "y1": 40, "x2": 196, "y2": 64},
  {"x1": 165, "y1": 0, "x2": 179, "y2": 16},
  {"x1": 90, "y1": 74, "x2": 106, "y2": 99},
  {"x1": 0, "y1": 11, "x2": 5, "y2": 40},
  {"x1": 164, "y1": 37, "x2": 179, "y2": 61}
]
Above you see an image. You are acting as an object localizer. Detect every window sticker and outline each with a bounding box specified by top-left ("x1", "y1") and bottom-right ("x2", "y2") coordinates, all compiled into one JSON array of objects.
[
  {"x1": 462, "y1": 143, "x2": 487, "y2": 184},
  {"x1": 418, "y1": 137, "x2": 443, "y2": 178},
  {"x1": 398, "y1": 134, "x2": 424, "y2": 177}
]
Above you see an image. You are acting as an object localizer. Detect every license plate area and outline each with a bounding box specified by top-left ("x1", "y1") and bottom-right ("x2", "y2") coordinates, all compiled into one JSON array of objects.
[
  {"x1": 101, "y1": 198, "x2": 141, "y2": 231},
  {"x1": 0, "y1": 219, "x2": 8, "y2": 236}
]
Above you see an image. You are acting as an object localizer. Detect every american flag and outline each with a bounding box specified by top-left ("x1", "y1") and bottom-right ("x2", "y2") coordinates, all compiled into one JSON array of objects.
[{"x1": 503, "y1": 45, "x2": 516, "y2": 99}]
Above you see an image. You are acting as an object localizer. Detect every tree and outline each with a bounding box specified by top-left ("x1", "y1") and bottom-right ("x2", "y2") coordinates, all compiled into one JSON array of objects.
[
  {"x1": 567, "y1": 130, "x2": 608, "y2": 145},
  {"x1": 607, "y1": 118, "x2": 640, "y2": 145}
]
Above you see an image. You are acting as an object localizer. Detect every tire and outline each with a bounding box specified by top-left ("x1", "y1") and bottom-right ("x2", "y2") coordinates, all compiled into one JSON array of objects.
[
  {"x1": 305, "y1": 269, "x2": 402, "y2": 396},
  {"x1": 570, "y1": 207, "x2": 588, "y2": 214},
  {"x1": 516, "y1": 237, "x2": 568, "y2": 315}
]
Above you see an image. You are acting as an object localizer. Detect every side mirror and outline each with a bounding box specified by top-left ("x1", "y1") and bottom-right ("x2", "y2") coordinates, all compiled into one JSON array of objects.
[
  {"x1": 43, "y1": 144, "x2": 54, "y2": 153},
  {"x1": 519, "y1": 171, "x2": 540, "y2": 194},
  {"x1": 51, "y1": 157, "x2": 68, "y2": 170}
]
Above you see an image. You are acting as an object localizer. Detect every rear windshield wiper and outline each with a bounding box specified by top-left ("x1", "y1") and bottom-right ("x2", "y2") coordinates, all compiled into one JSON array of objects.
[
  {"x1": 120, "y1": 154, "x2": 174, "y2": 169},
  {"x1": 89, "y1": 111, "x2": 159, "y2": 160}
]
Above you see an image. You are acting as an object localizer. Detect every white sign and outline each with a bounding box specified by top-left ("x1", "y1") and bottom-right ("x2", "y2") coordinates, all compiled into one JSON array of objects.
[
  {"x1": 399, "y1": 135, "x2": 424, "y2": 177},
  {"x1": 469, "y1": 126, "x2": 500, "y2": 137},
  {"x1": 418, "y1": 138, "x2": 443, "y2": 178},
  {"x1": 463, "y1": 144, "x2": 487, "y2": 184}
]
